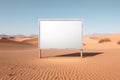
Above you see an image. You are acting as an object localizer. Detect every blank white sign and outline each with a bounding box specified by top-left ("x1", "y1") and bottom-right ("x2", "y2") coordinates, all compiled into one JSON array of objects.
[{"x1": 39, "y1": 20, "x2": 83, "y2": 49}]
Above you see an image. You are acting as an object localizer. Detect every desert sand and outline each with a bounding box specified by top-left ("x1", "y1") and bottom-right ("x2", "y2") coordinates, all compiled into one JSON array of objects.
[{"x1": 0, "y1": 33, "x2": 120, "y2": 80}]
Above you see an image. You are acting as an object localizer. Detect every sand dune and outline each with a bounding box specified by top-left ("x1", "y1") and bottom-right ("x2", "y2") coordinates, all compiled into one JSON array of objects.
[
  {"x1": 6, "y1": 37, "x2": 32, "y2": 42},
  {"x1": 0, "y1": 33, "x2": 120, "y2": 80},
  {"x1": 0, "y1": 38, "x2": 36, "y2": 50},
  {"x1": 84, "y1": 33, "x2": 120, "y2": 50},
  {"x1": 22, "y1": 38, "x2": 38, "y2": 45},
  {"x1": 106, "y1": 33, "x2": 120, "y2": 42}
]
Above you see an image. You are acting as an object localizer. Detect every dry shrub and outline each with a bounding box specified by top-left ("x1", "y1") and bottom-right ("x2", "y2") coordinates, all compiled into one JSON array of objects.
[
  {"x1": 9, "y1": 37, "x2": 15, "y2": 39},
  {"x1": 98, "y1": 38, "x2": 111, "y2": 43},
  {"x1": 117, "y1": 41, "x2": 120, "y2": 45},
  {"x1": 1, "y1": 37, "x2": 8, "y2": 40}
]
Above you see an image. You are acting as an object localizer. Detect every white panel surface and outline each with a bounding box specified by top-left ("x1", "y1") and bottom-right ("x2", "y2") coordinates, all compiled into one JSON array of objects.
[{"x1": 39, "y1": 20, "x2": 83, "y2": 49}]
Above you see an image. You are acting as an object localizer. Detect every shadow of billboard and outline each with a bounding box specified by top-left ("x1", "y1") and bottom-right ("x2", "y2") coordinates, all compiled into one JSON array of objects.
[{"x1": 55, "y1": 52, "x2": 103, "y2": 58}]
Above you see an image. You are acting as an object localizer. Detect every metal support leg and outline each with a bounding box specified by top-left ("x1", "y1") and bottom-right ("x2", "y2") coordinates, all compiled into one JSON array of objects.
[
  {"x1": 39, "y1": 49, "x2": 41, "y2": 58},
  {"x1": 80, "y1": 49, "x2": 83, "y2": 58}
]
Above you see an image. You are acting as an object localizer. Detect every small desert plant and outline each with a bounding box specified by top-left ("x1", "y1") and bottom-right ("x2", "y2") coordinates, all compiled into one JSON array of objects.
[
  {"x1": 9, "y1": 37, "x2": 15, "y2": 39},
  {"x1": 117, "y1": 41, "x2": 120, "y2": 45},
  {"x1": 98, "y1": 38, "x2": 111, "y2": 43},
  {"x1": 1, "y1": 37, "x2": 8, "y2": 40}
]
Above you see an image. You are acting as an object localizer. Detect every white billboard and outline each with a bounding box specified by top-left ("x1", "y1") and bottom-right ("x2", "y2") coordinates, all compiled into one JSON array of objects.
[{"x1": 39, "y1": 19, "x2": 83, "y2": 50}]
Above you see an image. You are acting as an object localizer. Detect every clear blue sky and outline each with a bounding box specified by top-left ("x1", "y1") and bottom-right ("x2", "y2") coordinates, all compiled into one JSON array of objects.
[{"x1": 0, "y1": 0, "x2": 120, "y2": 35}]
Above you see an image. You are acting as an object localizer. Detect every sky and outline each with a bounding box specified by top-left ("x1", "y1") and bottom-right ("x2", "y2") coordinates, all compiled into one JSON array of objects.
[{"x1": 0, "y1": 0, "x2": 120, "y2": 35}]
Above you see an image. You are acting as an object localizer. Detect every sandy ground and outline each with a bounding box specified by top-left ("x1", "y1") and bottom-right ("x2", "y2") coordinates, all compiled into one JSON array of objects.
[{"x1": 0, "y1": 33, "x2": 120, "y2": 80}]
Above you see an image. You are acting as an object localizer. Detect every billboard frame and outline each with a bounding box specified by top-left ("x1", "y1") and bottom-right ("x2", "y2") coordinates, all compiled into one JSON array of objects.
[{"x1": 38, "y1": 19, "x2": 83, "y2": 58}]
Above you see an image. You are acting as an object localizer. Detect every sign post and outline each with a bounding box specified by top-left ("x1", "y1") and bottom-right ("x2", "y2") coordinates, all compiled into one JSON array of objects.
[
  {"x1": 39, "y1": 49, "x2": 41, "y2": 58},
  {"x1": 81, "y1": 49, "x2": 83, "y2": 58}
]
